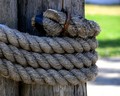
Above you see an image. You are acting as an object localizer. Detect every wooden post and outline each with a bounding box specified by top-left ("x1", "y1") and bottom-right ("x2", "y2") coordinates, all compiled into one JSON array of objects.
[
  {"x1": 0, "y1": 0, "x2": 19, "y2": 96},
  {"x1": 20, "y1": 83, "x2": 87, "y2": 96},
  {"x1": 0, "y1": 0, "x2": 18, "y2": 28},
  {"x1": 18, "y1": 0, "x2": 87, "y2": 96},
  {"x1": 0, "y1": 77, "x2": 19, "y2": 96}
]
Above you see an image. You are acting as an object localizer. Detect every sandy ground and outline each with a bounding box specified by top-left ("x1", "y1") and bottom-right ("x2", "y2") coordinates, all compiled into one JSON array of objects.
[
  {"x1": 87, "y1": 58, "x2": 120, "y2": 96},
  {"x1": 85, "y1": 5, "x2": 120, "y2": 16}
]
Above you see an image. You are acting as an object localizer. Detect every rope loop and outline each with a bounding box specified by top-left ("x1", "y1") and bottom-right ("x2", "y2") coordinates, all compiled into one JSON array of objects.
[{"x1": 32, "y1": 9, "x2": 100, "y2": 38}]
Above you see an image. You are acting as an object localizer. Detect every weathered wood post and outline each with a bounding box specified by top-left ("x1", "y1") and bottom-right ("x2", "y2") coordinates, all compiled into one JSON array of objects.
[
  {"x1": 18, "y1": 0, "x2": 87, "y2": 96},
  {"x1": 0, "y1": 0, "x2": 99, "y2": 96},
  {"x1": 0, "y1": 0, "x2": 19, "y2": 96}
]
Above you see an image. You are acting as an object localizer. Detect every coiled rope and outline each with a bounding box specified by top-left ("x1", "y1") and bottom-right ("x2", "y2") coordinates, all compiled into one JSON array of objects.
[
  {"x1": 0, "y1": 42, "x2": 98, "y2": 69},
  {"x1": 0, "y1": 59, "x2": 98, "y2": 85},
  {"x1": 0, "y1": 25, "x2": 98, "y2": 53},
  {"x1": 0, "y1": 9, "x2": 100, "y2": 85}
]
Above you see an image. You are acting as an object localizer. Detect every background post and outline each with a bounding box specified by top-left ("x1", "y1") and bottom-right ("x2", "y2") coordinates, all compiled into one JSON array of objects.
[{"x1": 0, "y1": 0, "x2": 19, "y2": 96}]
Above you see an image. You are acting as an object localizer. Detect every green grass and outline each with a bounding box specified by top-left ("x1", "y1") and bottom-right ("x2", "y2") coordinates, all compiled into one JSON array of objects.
[{"x1": 85, "y1": 15, "x2": 120, "y2": 57}]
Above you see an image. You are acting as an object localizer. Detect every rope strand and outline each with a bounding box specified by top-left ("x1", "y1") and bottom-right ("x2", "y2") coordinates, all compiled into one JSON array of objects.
[
  {"x1": 0, "y1": 42, "x2": 98, "y2": 69},
  {"x1": 0, "y1": 58, "x2": 98, "y2": 85},
  {"x1": 0, "y1": 25, "x2": 98, "y2": 54}
]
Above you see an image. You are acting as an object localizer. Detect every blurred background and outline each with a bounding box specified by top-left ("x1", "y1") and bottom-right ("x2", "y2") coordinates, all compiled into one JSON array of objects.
[{"x1": 85, "y1": 0, "x2": 120, "y2": 96}]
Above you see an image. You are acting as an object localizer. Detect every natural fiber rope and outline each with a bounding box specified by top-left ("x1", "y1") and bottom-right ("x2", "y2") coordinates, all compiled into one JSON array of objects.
[
  {"x1": 0, "y1": 58, "x2": 98, "y2": 85},
  {"x1": 32, "y1": 9, "x2": 100, "y2": 38},
  {"x1": 0, "y1": 7, "x2": 100, "y2": 85},
  {"x1": 0, "y1": 25, "x2": 98, "y2": 54},
  {"x1": 0, "y1": 42, "x2": 98, "y2": 69}
]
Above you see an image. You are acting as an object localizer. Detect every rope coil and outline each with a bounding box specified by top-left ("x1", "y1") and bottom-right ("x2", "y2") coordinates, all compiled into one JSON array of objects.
[
  {"x1": 0, "y1": 40, "x2": 98, "y2": 69},
  {"x1": 0, "y1": 8, "x2": 100, "y2": 85},
  {"x1": 0, "y1": 59, "x2": 98, "y2": 85},
  {"x1": 0, "y1": 25, "x2": 98, "y2": 53}
]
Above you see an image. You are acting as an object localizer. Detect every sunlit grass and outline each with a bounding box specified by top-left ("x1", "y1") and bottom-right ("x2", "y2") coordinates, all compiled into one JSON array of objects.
[{"x1": 85, "y1": 5, "x2": 120, "y2": 57}]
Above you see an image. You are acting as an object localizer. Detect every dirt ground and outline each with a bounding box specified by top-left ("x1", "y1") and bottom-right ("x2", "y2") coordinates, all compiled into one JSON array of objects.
[{"x1": 87, "y1": 58, "x2": 120, "y2": 96}]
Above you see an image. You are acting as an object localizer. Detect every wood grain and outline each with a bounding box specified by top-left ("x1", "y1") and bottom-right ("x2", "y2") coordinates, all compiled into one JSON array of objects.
[
  {"x1": 0, "y1": 77, "x2": 19, "y2": 96},
  {"x1": 0, "y1": 0, "x2": 17, "y2": 28},
  {"x1": 20, "y1": 83, "x2": 87, "y2": 96},
  {"x1": 0, "y1": 0, "x2": 18, "y2": 96}
]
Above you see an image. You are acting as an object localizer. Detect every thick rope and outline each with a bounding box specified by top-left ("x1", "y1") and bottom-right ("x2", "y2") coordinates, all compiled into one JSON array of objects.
[
  {"x1": 0, "y1": 42, "x2": 98, "y2": 69},
  {"x1": 0, "y1": 24, "x2": 98, "y2": 54},
  {"x1": 0, "y1": 10, "x2": 100, "y2": 85},
  {"x1": 32, "y1": 9, "x2": 101, "y2": 38},
  {"x1": 0, "y1": 58, "x2": 98, "y2": 85}
]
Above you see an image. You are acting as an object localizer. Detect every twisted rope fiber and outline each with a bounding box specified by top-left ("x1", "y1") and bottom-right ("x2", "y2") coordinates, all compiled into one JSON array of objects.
[
  {"x1": 32, "y1": 9, "x2": 101, "y2": 38},
  {"x1": 0, "y1": 9, "x2": 100, "y2": 85},
  {"x1": 0, "y1": 42, "x2": 98, "y2": 69},
  {"x1": 0, "y1": 25, "x2": 98, "y2": 54},
  {"x1": 0, "y1": 58, "x2": 98, "y2": 85}
]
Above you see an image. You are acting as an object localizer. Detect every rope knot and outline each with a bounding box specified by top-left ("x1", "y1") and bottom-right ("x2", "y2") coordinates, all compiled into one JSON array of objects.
[{"x1": 31, "y1": 9, "x2": 100, "y2": 37}]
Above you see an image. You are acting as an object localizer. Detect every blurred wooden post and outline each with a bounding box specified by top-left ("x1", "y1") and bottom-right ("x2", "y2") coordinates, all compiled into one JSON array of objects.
[
  {"x1": 0, "y1": 0, "x2": 19, "y2": 96},
  {"x1": 18, "y1": 0, "x2": 87, "y2": 96}
]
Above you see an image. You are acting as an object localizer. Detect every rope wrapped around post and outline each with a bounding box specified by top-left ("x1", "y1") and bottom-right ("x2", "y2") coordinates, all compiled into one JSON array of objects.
[
  {"x1": 0, "y1": 42, "x2": 98, "y2": 69},
  {"x1": 0, "y1": 25, "x2": 98, "y2": 53},
  {"x1": 0, "y1": 59, "x2": 98, "y2": 85},
  {"x1": 0, "y1": 8, "x2": 100, "y2": 85}
]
